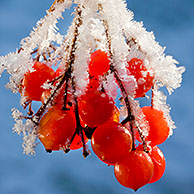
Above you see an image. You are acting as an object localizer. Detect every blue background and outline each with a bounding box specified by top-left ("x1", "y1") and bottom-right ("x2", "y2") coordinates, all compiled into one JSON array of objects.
[{"x1": 0, "y1": 0, "x2": 194, "y2": 193}]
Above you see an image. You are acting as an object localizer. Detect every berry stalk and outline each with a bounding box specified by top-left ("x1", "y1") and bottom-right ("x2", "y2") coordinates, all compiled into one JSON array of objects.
[{"x1": 99, "y1": 3, "x2": 148, "y2": 151}]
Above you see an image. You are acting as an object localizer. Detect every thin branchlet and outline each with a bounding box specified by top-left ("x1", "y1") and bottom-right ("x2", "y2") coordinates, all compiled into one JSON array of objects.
[
  {"x1": 59, "y1": 4, "x2": 90, "y2": 157},
  {"x1": 99, "y1": 3, "x2": 149, "y2": 152}
]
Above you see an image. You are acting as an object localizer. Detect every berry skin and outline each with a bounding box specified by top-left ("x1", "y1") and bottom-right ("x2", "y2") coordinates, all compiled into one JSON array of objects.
[
  {"x1": 136, "y1": 145, "x2": 166, "y2": 183},
  {"x1": 86, "y1": 77, "x2": 100, "y2": 92},
  {"x1": 114, "y1": 150, "x2": 154, "y2": 191},
  {"x1": 38, "y1": 107, "x2": 76, "y2": 151},
  {"x1": 78, "y1": 91, "x2": 114, "y2": 127},
  {"x1": 142, "y1": 106, "x2": 170, "y2": 146},
  {"x1": 126, "y1": 58, "x2": 154, "y2": 98},
  {"x1": 91, "y1": 121, "x2": 132, "y2": 165},
  {"x1": 22, "y1": 62, "x2": 56, "y2": 101},
  {"x1": 70, "y1": 132, "x2": 88, "y2": 150},
  {"x1": 89, "y1": 50, "x2": 110, "y2": 78},
  {"x1": 149, "y1": 146, "x2": 166, "y2": 183},
  {"x1": 55, "y1": 66, "x2": 64, "y2": 77}
]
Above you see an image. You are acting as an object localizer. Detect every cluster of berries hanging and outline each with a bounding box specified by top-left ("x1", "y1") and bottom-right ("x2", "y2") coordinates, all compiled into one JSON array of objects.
[{"x1": 0, "y1": 0, "x2": 184, "y2": 191}]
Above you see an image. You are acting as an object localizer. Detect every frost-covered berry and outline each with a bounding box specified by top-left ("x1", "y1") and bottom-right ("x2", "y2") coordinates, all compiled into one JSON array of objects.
[{"x1": 21, "y1": 62, "x2": 55, "y2": 101}]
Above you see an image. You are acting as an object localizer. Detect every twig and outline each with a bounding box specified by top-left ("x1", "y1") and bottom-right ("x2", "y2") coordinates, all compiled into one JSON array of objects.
[
  {"x1": 100, "y1": 10, "x2": 136, "y2": 150},
  {"x1": 49, "y1": 0, "x2": 65, "y2": 12}
]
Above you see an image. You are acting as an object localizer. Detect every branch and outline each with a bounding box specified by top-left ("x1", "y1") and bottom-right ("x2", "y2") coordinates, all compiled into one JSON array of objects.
[{"x1": 49, "y1": 0, "x2": 65, "y2": 12}]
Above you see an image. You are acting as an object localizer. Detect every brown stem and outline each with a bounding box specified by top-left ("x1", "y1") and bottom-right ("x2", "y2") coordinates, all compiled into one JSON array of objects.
[
  {"x1": 42, "y1": 53, "x2": 47, "y2": 61},
  {"x1": 31, "y1": 49, "x2": 38, "y2": 55},
  {"x1": 71, "y1": 76, "x2": 89, "y2": 158},
  {"x1": 29, "y1": 4, "x2": 83, "y2": 125},
  {"x1": 113, "y1": 69, "x2": 135, "y2": 150},
  {"x1": 48, "y1": 74, "x2": 64, "y2": 84},
  {"x1": 84, "y1": 126, "x2": 96, "y2": 140},
  {"x1": 18, "y1": 48, "x2": 24, "y2": 53},
  {"x1": 33, "y1": 72, "x2": 69, "y2": 123},
  {"x1": 101, "y1": 15, "x2": 136, "y2": 150},
  {"x1": 23, "y1": 100, "x2": 32, "y2": 109},
  {"x1": 137, "y1": 126, "x2": 148, "y2": 153},
  {"x1": 36, "y1": 53, "x2": 40, "y2": 61},
  {"x1": 27, "y1": 101, "x2": 34, "y2": 116},
  {"x1": 68, "y1": 4, "x2": 90, "y2": 154},
  {"x1": 49, "y1": 0, "x2": 65, "y2": 12},
  {"x1": 99, "y1": 3, "x2": 150, "y2": 152},
  {"x1": 62, "y1": 77, "x2": 70, "y2": 111},
  {"x1": 56, "y1": 4, "x2": 89, "y2": 157}
]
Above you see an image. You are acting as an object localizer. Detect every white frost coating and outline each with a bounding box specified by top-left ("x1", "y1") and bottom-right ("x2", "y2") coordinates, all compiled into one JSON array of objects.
[
  {"x1": 21, "y1": 119, "x2": 37, "y2": 155},
  {"x1": 20, "y1": 0, "x2": 72, "y2": 54},
  {"x1": 12, "y1": 108, "x2": 37, "y2": 155},
  {"x1": 89, "y1": 18, "x2": 107, "y2": 51},
  {"x1": 120, "y1": 73, "x2": 136, "y2": 98},
  {"x1": 152, "y1": 85, "x2": 175, "y2": 136},
  {"x1": 100, "y1": 0, "x2": 149, "y2": 133},
  {"x1": 103, "y1": 74, "x2": 118, "y2": 100},
  {"x1": 51, "y1": 18, "x2": 76, "y2": 73},
  {"x1": 129, "y1": 97, "x2": 150, "y2": 137},
  {"x1": 0, "y1": 51, "x2": 33, "y2": 93},
  {"x1": 153, "y1": 56, "x2": 185, "y2": 94},
  {"x1": 72, "y1": 3, "x2": 96, "y2": 97},
  {"x1": 116, "y1": 0, "x2": 185, "y2": 93},
  {"x1": 100, "y1": 0, "x2": 129, "y2": 73},
  {"x1": 41, "y1": 81, "x2": 54, "y2": 90}
]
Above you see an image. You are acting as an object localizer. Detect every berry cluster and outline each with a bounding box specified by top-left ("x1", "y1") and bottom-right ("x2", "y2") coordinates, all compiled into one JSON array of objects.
[
  {"x1": 0, "y1": 0, "x2": 184, "y2": 192},
  {"x1": 20, "y1": 49, "x2": 168, "y2": 191}
]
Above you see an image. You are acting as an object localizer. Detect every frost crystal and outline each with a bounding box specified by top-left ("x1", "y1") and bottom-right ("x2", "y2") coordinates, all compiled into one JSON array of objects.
[
  {"x1": 12, "y1": 108, "x2": 37, "y2": 155},
  {"x1": 0, "y1": 0, "x2": 184, "y2": 155}
]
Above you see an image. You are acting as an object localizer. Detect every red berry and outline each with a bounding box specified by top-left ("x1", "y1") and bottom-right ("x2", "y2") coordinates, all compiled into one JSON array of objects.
[
  {"x1": 86, "y1": 77, "x2": 100, "y2": 91},
  {"x1": 38, "y1": 107, "x2": 75, "y2": 151},
  {"x1": 126, "y1": 58, "x2": 154, "y2": 98},
  {"x1": 91, "y1": 121, "x2": 132, "y2": 165},
  {"x1": 22, "y1": 61, "x2": 56, "y2": 101},
  {"x1": 114, "y1": 150, "x2": 154, "y2": 191},
  {"x1": 70, "y1": 132, "x2": 88, "y2": 150},
  {"x1": 149, "y1": 146, "x2": 166, "y2": 183},
  {"x1": 136, "y1": 145, "x2": 166, "y2": 183},
  {"x1": 142, "y1": 106, "x2": 170, "y2": 145},
  {"x1": 134, "y1": 129, "x2": 142, "y2": 143},
  {"x1": 78, "y1": 91, "x2": 114, "y2": 127},
  {"x1": 89, "y1": 50, "x2": 110, "y2": 78},
  {"x1": 55, "y1": 66, "x2": 64, "y2": 76}
]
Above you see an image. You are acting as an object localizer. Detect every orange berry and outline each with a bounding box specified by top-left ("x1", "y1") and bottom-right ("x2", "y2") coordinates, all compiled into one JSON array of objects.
[
  {"x1": 89, "y1": 50, "x2": 110, "y2": 78},
  {"x1": 149, "y1": 146, "x2": 166, "y2": 183},
  {"x1": 91, "y1": 121, "x2": 132, "y2": 165},
  {"x1": 78, "y1": 91, "x2": 114, "y2": 127},
  {"x1": 22, "y1": 62, "x2": 55, "y2": 101},
  {"x1": 38, "y1": 107, "x2": 75, "y2": 151},
  {"x1": 126, "y1": 58, "x2": 154, "y2": 98},
  {"x1": 142, "y1": 106, "x2": 170, "y2": 145},
  {"x1": 114, "y1": 150, "x2": 154, "y2": 191}
]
